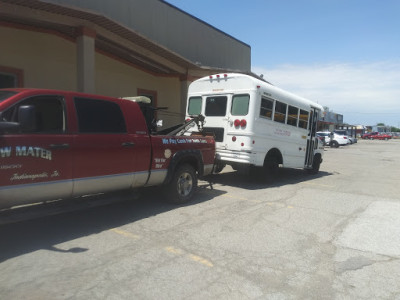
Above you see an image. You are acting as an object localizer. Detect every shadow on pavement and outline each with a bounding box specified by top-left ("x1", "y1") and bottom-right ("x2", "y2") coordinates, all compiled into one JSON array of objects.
[
  {"x1": 207, "y1": 167, "x2": 333, "y2": 190},
  {"x1": 0, "y1": 185, "x2": 224, "y2": 263}
]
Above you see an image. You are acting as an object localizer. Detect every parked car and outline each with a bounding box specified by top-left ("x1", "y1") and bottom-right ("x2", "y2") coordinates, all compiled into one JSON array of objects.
[
  {"x1": 370, "y1": 133, "x2": 392, "y2": 140},
  {"x1": 317, "y1": 132, "x2": 348, "y2": 147},
  {"x1": 392, "y1": 132, "x2": 400, "y2": 139},
  {"x1": 334, "y1": 130, "x2": 357, "y2": 144},
  {"x1": 316, "y1": 131, "x2": 331, "y2": 146},
  {"x1": 331, "y1": 133, "x2": 349, "y2": 147},
  {"x1": 362, "y1": 132, "x2": 378, "y2": 139}
]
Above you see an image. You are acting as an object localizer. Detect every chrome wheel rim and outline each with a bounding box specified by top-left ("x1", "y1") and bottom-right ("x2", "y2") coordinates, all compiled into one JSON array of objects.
[{"x1": 177, "y1": 172, "x2": 193, "y2": 196}]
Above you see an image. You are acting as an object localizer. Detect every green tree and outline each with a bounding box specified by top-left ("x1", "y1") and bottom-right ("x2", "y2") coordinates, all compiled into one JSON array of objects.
[{"x1": 391, "y1": 126, "x2": 400, "y2": 132}]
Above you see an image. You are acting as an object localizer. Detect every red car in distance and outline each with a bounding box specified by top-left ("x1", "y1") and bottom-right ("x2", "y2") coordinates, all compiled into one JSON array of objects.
[
  {"x1": 362, "y1": 132, "x2": 378, "y2": 139},
  {"x1": 370, "y1": 133, "x2": 392, "y2": 140}
]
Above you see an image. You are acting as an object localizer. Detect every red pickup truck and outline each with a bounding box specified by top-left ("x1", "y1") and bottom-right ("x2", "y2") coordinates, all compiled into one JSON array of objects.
[{"x1": 0, "y1": 89, "x2": 215, "y2": 209}]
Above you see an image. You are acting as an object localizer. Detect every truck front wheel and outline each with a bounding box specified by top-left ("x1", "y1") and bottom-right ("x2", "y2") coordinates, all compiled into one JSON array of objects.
[{"x1": 167, "y1": 164, "x2": 198, "y2": 204}]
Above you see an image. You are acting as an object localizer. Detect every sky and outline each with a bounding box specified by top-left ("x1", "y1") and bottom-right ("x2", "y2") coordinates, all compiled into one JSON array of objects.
[{"x1": 165, "y1": 0, "x2": 400, "y2": 127}]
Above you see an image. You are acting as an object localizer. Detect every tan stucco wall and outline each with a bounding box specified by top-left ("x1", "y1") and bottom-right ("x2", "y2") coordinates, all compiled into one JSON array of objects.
[
  {"x1": 0, "y1": 26, "x2": 77, "y2": 91},
  {"x1": 0, "y1": 25, "x2": 184, "y2": 127},
  {"x1": 96, "y1": 52, "x2": 183, "y2": 126}
]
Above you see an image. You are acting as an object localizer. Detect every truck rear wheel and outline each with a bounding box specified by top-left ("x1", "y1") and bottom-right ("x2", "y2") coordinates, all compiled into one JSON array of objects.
[{"x1": 167, "y1": 164, "x2": 197, "y2": 204}]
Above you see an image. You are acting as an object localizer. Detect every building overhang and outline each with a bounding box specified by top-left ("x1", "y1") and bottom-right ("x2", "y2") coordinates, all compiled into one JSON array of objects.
[{"x1": 0, "y1": 0, "x2": 243, "y2": 78}]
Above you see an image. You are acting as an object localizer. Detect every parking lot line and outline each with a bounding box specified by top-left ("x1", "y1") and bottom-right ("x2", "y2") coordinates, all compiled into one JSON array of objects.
[
  {"x1": 222, "y1": 194, "x2": 262, "y2": 203},
  {"x1": 110, "y1": 228, "x2": 141, "y2": 240},
  {"x1": 165, "y1": 246, "x2": 214, "y2": 268},
  {"x1": 301, "y1": 182, "x2": 335, "y2": 188}
]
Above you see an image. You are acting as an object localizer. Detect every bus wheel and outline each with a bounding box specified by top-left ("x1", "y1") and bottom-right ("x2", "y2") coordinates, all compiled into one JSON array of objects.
[
  {"x1": 307, "y1": 154, "x2": 321, "y2": 175},
  {"x1": 213, "y1": 162, "x2": 226, "y2": 173},
  {"x1": 263, "y1": 156, "x2": 279, "y2": 179}
]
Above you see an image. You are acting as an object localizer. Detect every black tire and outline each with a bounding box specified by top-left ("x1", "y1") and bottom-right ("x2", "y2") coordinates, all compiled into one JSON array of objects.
[
  {"x1": 330, "y1": 140, "x2": 339, "y2": 148},
  {"x1": 307, "y1": 155, "x2": 321, "y2": 174},
  {"x1": 166, "y1": 164, "x2": 197, "y2": 204},
  {"x1": 263, "y1": 155, "x2": 279, "y2": 181},
  {"x1": 213, "y1": 162, "x2": 226, "y2": 173}
]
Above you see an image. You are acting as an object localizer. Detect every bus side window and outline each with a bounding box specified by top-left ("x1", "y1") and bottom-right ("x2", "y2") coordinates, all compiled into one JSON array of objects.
[
  {"x1": 299, "y1": 109, "x2": 309, "y2": 129},
  {"x1": 260, "y1": 97, "x2": 273, "y2": 119},
  {"x1": 287, "y1": 105, "x2": 299, "y2": 127},
  {"x1": 188, "y1": 96, "x2": 202, "y2": 115},
  {"x1": 274, "y1": 101, "x2": 287, "y2": 124}
]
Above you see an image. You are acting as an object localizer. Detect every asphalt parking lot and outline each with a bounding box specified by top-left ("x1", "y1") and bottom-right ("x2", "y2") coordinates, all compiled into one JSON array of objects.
[{"x1": 1, "y1": 139, "x2": 400, "y2": 299}]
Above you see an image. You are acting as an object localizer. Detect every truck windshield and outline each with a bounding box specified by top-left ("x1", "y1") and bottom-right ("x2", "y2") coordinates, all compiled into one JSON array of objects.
[
  {"x1": 205, "y1": 96, "x2": 227, "y2": 116},
  {"x1": 0, "y1": 91, "x2": 17, "y2": 102}
]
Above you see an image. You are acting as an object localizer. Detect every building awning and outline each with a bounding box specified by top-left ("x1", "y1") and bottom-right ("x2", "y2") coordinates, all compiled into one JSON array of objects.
[{"x1": 0, "y1": 0, "x2": 233, "y2": 77}]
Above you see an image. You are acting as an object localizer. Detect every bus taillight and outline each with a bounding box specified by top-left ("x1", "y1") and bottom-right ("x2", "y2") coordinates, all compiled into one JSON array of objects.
[{"x1": 234, "y1": 119, "x2": 247, "y2": 128}]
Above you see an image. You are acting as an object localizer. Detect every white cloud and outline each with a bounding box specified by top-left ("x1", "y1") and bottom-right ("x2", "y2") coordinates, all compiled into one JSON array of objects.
[{"x1": 253, "y1": 61, "x2": 400, "y2": 126}]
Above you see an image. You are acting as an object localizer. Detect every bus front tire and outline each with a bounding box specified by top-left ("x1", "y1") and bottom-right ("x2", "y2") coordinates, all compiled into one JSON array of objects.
[{"x1": 307, "y1": 155, "x2": 321, "y2": 175}]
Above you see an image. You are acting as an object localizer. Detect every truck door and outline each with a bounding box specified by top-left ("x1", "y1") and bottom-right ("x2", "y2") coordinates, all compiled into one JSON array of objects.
[
  {"x1": 0, "y1": 95, "x2": 73, "y2": 208},
  {"x1": 72, "y1": 97, "x2": 137, "y2": 196}
]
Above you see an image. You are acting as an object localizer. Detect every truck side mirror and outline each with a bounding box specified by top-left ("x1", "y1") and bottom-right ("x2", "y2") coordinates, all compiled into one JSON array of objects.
[
  {"x1": 18, "y1": 105, "x2": 37, "y2": 132},
  {"x1": 0, "y1": 111, "x2": 20, "y2": 133}
]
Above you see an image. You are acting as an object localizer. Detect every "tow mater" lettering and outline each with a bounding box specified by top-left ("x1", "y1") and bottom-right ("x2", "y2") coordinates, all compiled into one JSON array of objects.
[{"x1": 15, "y1": 146, "x2": 52, "y2": 161}]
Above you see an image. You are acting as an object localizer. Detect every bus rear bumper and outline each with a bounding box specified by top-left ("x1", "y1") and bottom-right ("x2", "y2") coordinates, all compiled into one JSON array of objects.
[{"x1": 216, "y1": 149, "x2": 255, "y2": 165}]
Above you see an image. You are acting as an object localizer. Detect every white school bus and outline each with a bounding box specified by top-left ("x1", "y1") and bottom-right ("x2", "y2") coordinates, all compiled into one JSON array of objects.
[{"x1": 185, "y1": 73, "x2": 324, "y2": 176}]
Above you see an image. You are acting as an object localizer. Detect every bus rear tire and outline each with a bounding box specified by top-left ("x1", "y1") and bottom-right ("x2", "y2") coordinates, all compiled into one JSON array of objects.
[
  {"x1": 213, "y1": 162, "x2": 226, "y2": 173},
  {"x1": 263, "y1": 155, "x2": 280, "y2": 180}
]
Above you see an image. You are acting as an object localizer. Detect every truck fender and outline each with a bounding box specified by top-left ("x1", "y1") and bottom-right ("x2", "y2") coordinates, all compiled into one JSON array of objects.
[{"x1": 163, "y1": 150, "x2": 204, "y2": 185}]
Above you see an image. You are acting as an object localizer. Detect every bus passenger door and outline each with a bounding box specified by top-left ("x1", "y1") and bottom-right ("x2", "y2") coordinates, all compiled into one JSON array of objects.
[{"x1": 305, "y1": 108, "x2": 319, "y2": 168}]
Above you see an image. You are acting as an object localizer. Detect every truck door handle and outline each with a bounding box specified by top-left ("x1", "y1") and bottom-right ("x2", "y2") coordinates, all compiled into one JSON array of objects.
[
  {"x1": 122, "y1": 142, "x2": 135, "y2": 147},
  {"x1": 49, "y1": 143, "x2": 70, "y2": 149}
]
